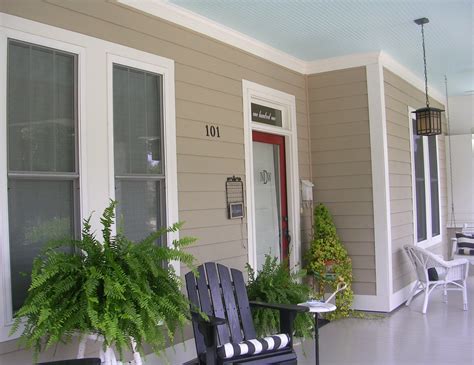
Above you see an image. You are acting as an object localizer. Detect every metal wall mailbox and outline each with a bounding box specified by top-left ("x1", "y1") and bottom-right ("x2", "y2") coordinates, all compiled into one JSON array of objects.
[{"x1": 226, "y1": 176, "x2": 244, "y2": 219}]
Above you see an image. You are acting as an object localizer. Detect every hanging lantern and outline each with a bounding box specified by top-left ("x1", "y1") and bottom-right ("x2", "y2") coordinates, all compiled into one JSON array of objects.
[{"x1": 412, "y1": 17, "x2": 444, "y2": 136}]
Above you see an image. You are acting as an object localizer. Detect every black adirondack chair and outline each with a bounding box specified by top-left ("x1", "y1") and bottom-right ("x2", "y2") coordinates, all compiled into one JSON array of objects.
[{"x1": 185, "y1": 262, "x2": 309, "y2": 365}]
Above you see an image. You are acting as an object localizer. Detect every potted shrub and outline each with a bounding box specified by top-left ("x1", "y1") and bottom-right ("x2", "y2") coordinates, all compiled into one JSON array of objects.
[
  {"x1": 10, "y1": 201, "x2": 196, "y2": 362},
  {"x1": 305, "y1": 203, "x2": 353, "y2": 320},
  {"x1": 246, "y1": 255, "x2": 313, "y2": 339}
]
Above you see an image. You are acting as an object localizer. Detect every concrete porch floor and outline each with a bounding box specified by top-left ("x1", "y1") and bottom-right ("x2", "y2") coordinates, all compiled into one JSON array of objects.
[{"x1": 295, "y1": 276, "x2": 474, "y2": 365}]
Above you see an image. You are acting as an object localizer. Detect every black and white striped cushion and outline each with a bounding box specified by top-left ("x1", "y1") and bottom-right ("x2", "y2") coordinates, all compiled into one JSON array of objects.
[
  {"x1": 217, "y1": 333, "x2": 290, "y2": 359},
  {"x1": 456, "y1": 233, "x2": 474, "y2": 255},
  {"x1": 458, "y1": 248, "x2": 474, "y2": 255}
]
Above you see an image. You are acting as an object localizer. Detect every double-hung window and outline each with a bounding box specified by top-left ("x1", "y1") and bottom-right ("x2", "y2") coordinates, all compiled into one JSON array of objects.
[
  {"x1": 6, "y1": 39, "x2": 79, "y2": 312},
  {"x1": 112, "y1": 62, "x2": 166, "y2": 242},
  {"x1": 411, "y1": 115, "x2": 441, "y2": 246}
]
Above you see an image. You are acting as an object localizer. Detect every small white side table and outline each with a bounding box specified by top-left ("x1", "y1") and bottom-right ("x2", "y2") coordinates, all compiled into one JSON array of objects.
[{"x1": 298, "y1": 302, "x2": 336, "y2": 365}]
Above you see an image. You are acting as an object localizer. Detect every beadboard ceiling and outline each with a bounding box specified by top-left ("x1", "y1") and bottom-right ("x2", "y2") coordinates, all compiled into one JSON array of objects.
[{"x1": 168, "y1": 0, "x2": 473, "y2": 97}]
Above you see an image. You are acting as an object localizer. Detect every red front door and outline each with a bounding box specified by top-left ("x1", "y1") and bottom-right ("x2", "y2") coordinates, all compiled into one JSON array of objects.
[{"x1": 252, "y1": 131, "x2": 289, "y2": 267}]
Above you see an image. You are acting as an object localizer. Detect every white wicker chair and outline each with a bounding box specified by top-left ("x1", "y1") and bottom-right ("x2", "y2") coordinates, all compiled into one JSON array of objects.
[{"x1": 404, "y1": 244, "x2": 469, "y2": 314}]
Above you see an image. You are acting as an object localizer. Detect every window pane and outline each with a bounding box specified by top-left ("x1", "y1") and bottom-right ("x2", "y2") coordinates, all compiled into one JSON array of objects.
[
  {"x1": 113, "y1": 65, "x2": 163, "y2": 175},
  {"x1": 7, "y1": 40, "x2": 76, "y2": 173},
  {"x1": 429, "y1": 136, "x2": 440, "y2": 236},
  {"x1": 8, "y1": 179, "x2": 75, "y2": 312},
  {"x1": 115, "y1": 180, "x2": 164, "y2": 243},
  {"x1": 413, "y1": 119, "x2": 427, "y2": 242}
]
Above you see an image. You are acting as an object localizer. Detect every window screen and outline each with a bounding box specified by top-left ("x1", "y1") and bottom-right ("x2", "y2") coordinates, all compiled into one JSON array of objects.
[
  {"x1": 113, "y1": 64, "x2": 165, "y2": 242},
  {"x1": 428, "y1": 136, "x2": 440, "y2": 236},
  {"x1": 413, "y1": 119, "x2": 427, "y2": 242},
  {"x1": 7, "y1": 40, "x2": 78, "y2": 312}
]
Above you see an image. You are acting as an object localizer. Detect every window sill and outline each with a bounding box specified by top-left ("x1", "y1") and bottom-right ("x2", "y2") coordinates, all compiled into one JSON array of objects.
[{"x1": 417, "y1": 235, "x2": 442, "y2": 250}]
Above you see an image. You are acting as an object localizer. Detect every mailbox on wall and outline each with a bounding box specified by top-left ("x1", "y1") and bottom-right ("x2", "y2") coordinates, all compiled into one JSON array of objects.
[{"x1": 226, "y1": 176, "x2": 244, "y2": 219}]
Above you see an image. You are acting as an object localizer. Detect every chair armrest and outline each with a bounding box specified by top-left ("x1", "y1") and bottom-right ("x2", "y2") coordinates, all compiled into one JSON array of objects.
[
  {"x1": 249, "y1": 301, "x2": 309, "y2": 313},
  {"x1": 191, "y1": 311, "x2": 227, "y2": 327},
  {"x1": 447, "y1": 258, "x2": 470, "y2": 267}
]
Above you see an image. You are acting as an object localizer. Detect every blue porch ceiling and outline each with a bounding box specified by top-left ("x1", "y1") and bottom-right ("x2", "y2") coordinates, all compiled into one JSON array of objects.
[{"x1": 169, "y1": 0, "x2": 473, "y2": 97}]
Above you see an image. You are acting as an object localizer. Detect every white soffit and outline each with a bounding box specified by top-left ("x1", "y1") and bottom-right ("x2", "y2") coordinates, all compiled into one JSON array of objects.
[{"x1": 118, "y1": 0, "x2": 446, "y2": 104}]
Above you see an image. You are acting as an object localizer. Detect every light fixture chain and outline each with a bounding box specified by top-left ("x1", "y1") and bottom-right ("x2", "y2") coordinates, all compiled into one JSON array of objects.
[{"x1": 421, "y1": 23, "x2": 430, "y2": 107}]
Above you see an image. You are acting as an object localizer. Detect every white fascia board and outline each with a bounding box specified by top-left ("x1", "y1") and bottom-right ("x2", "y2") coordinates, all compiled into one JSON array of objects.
[{"x1": 118, "y1": 0, "x2": 307, "y2": 74}]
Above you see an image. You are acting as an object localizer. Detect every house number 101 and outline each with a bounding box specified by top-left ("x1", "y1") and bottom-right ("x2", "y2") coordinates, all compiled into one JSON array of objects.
[{"x1": 205, "y1": 125, "x2": 221, "y2": 138}]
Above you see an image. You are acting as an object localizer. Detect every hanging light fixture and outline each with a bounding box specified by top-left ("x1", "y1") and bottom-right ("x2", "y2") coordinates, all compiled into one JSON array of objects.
[{"x1": 413, "y1": 17, "x2": 443, "y2": 136}]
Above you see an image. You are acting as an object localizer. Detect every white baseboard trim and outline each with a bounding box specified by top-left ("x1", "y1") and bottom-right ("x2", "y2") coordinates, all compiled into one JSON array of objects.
[{"x1": 352, "y1": 294, "x2": 390, "y2": 312}]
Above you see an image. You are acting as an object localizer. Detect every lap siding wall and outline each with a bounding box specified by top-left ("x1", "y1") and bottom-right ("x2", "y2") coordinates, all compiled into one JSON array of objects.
[{"x1": 307, "y1": 67, "x2": 377, "y2": 296}]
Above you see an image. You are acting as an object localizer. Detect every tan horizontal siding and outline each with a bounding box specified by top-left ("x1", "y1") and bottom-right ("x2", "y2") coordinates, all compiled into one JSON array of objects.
[
  {"x1": 352, "y1": 282, "x2": 377, "y2": 295},
  {"x1": 311, "y1": 134, "x2": 371, "y2": 151},
  {"x1": 178, "y1": 173, "x2": 243, "y2": 192},
  {"x1": 308, "y1": 67, "x2": 375, "y2": 296},
  {"x1": 384, "y1": 68, "x2": 448, "y2": 293},
  {"x1": 312, "y1": 175, "x2": 373, "y2": 190},
  {"x1": 313, "y1": 161, "x2": 372, "y2": 177},
  {"x1": 311, "y1": 108, "x2": 370, "y2": 125},
  {"x1": 308, "y1": 67, "x2": 367, "y2": 89}
]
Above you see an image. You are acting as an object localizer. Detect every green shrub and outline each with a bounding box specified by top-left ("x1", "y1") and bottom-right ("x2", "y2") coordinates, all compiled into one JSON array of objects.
[
  {"x1": 11, "y1": 200, "x2": 196, "y2": 361},
  {"x1": 305, "y1": 203, "x2": 354, "y2": 320},
  {"x1": 246, "y1": 255, "x2": 313, "y2": 339}
]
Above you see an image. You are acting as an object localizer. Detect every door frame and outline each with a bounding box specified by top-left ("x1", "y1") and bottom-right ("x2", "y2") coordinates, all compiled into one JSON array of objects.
[{"x1": 242, "y1": 80, "x2": 300, "y2": 271}]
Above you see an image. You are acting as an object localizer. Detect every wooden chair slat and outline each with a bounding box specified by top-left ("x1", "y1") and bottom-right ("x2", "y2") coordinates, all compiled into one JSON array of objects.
[
  {"x1": 196, "y1": 265, "x2": 213, "y2": 315},
  {"x1": 185, "y1": 272, "x2": 206, "y2": 357},
  {"x1": 205, "y1": 262, "x2": 231, "y2": 345},
  {"x1": 231, "y1": 268, "x2": 256, "y2": 340},
  {"x1": 217, "y1": 263, "x2": 243, "y2": 343}
]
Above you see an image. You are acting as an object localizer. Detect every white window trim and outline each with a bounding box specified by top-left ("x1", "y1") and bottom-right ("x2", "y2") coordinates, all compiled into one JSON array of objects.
[
  {"x1": 408, "y1": 107, "x2": 442, "y2": 249},
  {"x1": 106, "y1": 52, "x2": 179, "y2": 272},
  {"x1": 242, "y1": 80, "x2": 300, "y2": 272}
]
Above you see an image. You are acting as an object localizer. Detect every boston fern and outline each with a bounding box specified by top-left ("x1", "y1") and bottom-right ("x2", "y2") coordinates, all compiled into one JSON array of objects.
[
  {"x1": 246, "y1": 255, "x2": 313, "y2": 339},
  {"x1": 10, "y1": 201, "x2": 196, "y2": 360}
]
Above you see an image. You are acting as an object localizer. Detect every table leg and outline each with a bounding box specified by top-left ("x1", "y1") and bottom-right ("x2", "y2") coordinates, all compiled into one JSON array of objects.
[{"x1": 314, "y1": 313, "x2": 319, "y2": 365}]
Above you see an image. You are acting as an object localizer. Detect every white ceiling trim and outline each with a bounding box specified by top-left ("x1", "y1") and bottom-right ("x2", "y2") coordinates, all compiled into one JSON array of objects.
[
  {"x1": 118, "y1": 0, "x2": 307, "y2": 73},
  {"x1": 118, "y1": 0, "x2": 445, "y2": 105}
]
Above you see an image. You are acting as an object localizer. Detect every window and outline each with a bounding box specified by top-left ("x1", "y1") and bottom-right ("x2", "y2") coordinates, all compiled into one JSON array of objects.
[
  {"x1": 411, "y1": 117, "x2": 441, "y2": 245},
  {"x1": 112, "y1": 63, "x2": 166, "y2": 242},
  {"x1": 6, "y1": 40, "x2": 79, "y2": 312}
]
